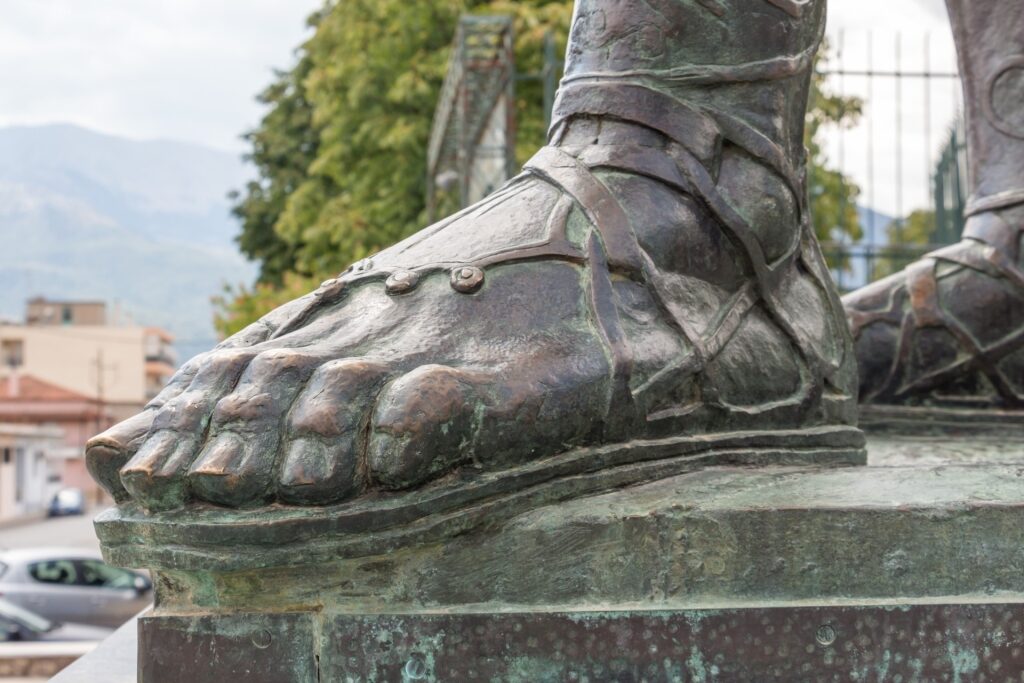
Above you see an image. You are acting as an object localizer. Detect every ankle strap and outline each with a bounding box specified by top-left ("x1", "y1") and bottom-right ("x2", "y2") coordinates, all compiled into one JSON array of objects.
[
  {"x1": 559, "y1": 45, "x2": 818, "y2": 90},
  {"x1": 966, "y1": 188, "x2": 1024, "y2": 217},
  {"x1": 551, "y1": 81, "x2": 803, "y2": 202}
]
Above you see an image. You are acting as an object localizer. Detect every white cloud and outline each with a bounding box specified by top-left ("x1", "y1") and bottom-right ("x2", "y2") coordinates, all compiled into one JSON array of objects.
[
  {"x1": 829, "y1": 0, "x2": 950, "y2": 33},
  {"x1": 0, "y1": 0, "x2": 321, "y2": 151},
  {"x1": 910, "y1": 0, "x2": 948, "y2": 18}
]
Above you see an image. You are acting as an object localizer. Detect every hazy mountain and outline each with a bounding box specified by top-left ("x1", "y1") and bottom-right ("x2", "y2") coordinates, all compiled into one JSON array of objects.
[
  {"x1": 822, "y1": 206, "x2": 900, "y2": 292},
  {"x1": 0, "y1": 124, "x2": 256, "y2": 361},
  {"x1": 856, "y1": 206, "x2": 896, "y2": 244}
]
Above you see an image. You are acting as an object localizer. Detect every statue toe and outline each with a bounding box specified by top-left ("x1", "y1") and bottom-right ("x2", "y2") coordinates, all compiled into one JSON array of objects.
[
  {"x1": 187, "y1": 433, "x2": 272, "y2": 508},
  {"x1": 277, "y1": 359, "x2": 393, "y2": 505},
  {"x1": 86, "y1": 410, "x2": 155, "y2": 502},
  {"x1": 368, "y1": 365, "x2": 485, "y2": 490},
  {"x1": 120, "y1": 431, "x2": 198, "y2": 510}
]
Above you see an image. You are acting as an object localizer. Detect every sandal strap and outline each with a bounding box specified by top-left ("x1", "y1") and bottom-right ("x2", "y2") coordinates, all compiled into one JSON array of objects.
[
  {"x1": 966, "y1": 188, "x2": 1024, "y2": 217},
  {"x1": 525, "y1": 146, "x2": 645, "y2": 275},
  {"x1": 873, "y1": 248, "x2": 1024, "y2": 405}
]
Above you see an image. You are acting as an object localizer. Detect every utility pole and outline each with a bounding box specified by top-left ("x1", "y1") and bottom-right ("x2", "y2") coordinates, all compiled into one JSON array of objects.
[
  {"x1": 91, "y1": 349, "x2": 117, "y2": 506},
  {"x1": 91, "y1": 349, "x2": 117, "y2": 438}
]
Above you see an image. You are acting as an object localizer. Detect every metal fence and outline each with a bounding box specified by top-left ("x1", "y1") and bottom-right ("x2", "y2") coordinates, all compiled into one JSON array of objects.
[{"x1": 817, "y1": 29, "x2": 965, "y2": 291}]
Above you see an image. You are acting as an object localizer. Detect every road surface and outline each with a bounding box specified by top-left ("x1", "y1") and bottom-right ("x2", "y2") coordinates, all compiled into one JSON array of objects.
[{"x1": 0, "y1": 511, "x2": 102, "y2": 553}]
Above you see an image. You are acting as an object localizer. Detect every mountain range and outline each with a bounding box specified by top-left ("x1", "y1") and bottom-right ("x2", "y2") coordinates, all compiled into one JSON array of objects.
[{"x1": 0, "y1": 124, "x2": 256, "y2": 362}]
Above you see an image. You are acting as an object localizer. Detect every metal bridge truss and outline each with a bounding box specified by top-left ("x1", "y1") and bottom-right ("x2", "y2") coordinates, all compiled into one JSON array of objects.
[{"x1": 427, "y1": 16, "x2": 516, "y2": 223}]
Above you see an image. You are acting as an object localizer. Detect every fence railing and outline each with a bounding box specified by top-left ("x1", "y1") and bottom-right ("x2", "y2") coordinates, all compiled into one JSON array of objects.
[
  {"x1": 818, "y1": 29, "x2": 964, "y2": 290},
  {"x1": 821, "y1": 242, "x2": 954, "y2": 293}
]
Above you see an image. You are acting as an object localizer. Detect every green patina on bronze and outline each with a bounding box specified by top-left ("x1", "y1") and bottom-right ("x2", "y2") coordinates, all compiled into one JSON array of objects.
[
  {"x1": 107, "y1": 435, "x2": 1024, "y2": 618},
  {"x1": 137, "y1": 613, "x2": 319, "y2": 683},
  {"x1": 107, "y1": 428, "x2": 1024, "y2": 681},
  {"x1": 133, "y1": 602, "x2": 1024, "y2": 681}
]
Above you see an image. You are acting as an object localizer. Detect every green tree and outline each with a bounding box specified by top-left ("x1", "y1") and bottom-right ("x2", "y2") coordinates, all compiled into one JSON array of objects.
[
  {"x1": 806, "y1": 40, "x2": 864, "y2": 255},
  {"x1": 871, "y1": 209, "x2": 936, "y2": 280},
  {"x1": 218, "y1": 3, "x2": 863, "y2": 336},
  {"x1": 230, "y1": 52, "x2": 319, "y2": 286}
]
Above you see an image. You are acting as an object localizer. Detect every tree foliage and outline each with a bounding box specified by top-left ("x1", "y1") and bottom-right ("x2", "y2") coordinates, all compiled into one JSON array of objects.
[
  {"x1": 217, "y1": 2, "x2": 862, "y2": 336},
  {"x1": 870, "y1": 209, "x2": 937, "y2": 280},
  {"x1": 229, "y1": 50, "x2": 319, "y2": 286},
  {"x1": 806, "y1": 40, "x2": 864, "y2": 249}
]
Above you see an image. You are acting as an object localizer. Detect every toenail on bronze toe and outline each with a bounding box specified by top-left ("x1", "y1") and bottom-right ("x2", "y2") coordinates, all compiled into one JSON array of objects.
[
  {"x1": 119, "y1": 432, "x2": 196, "y2": 510},
  {"x1": 277, "y1": 438, "x2": 361, "y2": 505},
  {"x1": 86, "y1": 444, "x2": 131, "y2": 502}
]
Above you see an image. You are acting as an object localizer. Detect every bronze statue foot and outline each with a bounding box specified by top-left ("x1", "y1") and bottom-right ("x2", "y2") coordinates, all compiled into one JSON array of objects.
[
  {"x1": 843, "y1": 0, "x2": 1024, "y2": 416},
  {"x1": 844, "y1": 206, "x2": 1024, "y2": 411},
  {"x1": 87, "y1": 0, "x2": 862, "y2": 518}
]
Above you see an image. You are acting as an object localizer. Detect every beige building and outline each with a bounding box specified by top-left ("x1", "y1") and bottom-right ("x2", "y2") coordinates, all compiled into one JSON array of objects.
[
  {"x1": 25, "y1": 297, "x2": 108, "y2": 326},
  {"x1": 0, "y1": 300, "x2": 176, "y2": 421}
]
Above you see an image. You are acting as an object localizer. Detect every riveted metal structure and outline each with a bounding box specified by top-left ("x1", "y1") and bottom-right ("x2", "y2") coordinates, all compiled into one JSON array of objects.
[{"x1": 426, "y1": 15, "x2": 516, "y2": 223}]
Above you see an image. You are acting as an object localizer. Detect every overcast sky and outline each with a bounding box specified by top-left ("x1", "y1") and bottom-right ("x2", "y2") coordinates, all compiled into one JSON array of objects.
[
  {"x1": 0, "y1": 0, "x2": 322, "y2": 151},
  {"x1": 0, "y1": 0, "x2": 958, "y2": 218},
  {"x1": 823, "y1": 0, "x2": 960, "y2": 221}
]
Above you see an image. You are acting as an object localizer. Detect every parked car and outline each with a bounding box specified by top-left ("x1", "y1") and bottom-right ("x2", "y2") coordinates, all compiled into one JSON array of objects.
[
  {"x1": 0, "y1": 548, "x2": 152, "y2": 628},
  {"x1": 0, "y1": 597, "x2": 111, "y2": 642},
  {"x1": 47, "y1": 488, "x2": 86, "y2": 517}
]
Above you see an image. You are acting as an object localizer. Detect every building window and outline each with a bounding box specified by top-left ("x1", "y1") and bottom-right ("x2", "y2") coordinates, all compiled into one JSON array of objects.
[
  {"x1": 2, "y1": 448, "x2": 9, "y2": 464},
  {"x1": 1, "y1": 340, "x2": 23, "y2": 369}
]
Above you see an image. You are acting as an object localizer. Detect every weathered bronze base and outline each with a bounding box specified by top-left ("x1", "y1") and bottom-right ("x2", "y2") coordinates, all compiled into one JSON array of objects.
[
  {"x1": 96, "y1": 427, "x2": 865, "y2": 572},
  {"x1": 858, "y1": 405, "x2": 1024, "y2": 437},
  {"x1": 133, "y1": 602, "x2": 1023, "y2": 682},
  {"x1": 96, "y1": 432, "x2": 1024, "y2": 682}
]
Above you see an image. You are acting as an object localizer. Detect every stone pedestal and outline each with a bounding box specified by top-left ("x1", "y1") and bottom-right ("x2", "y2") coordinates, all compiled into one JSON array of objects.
[{"x1": 89, "y1": 428, "x2": 1024, "y2": 681}]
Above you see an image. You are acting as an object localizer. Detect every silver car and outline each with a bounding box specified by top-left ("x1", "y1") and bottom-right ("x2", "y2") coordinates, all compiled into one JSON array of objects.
[
  {"x1": 0, "y1": 548, "x2": 151, "y2": 628},
  {"x1": 0, "y1": 597, "x2": 112, "y2": 642}
]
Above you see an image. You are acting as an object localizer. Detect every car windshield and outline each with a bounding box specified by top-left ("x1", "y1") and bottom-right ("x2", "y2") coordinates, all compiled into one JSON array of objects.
[
  {"x1": 56, "y1": 490, "x2": 83, "y2": 504},
  {"x1": 0, "y1": 599, "x2": 52, "y2": 633},
  {"x1": 78, "y1": 560, "x2": 140, "y2": 589}
]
